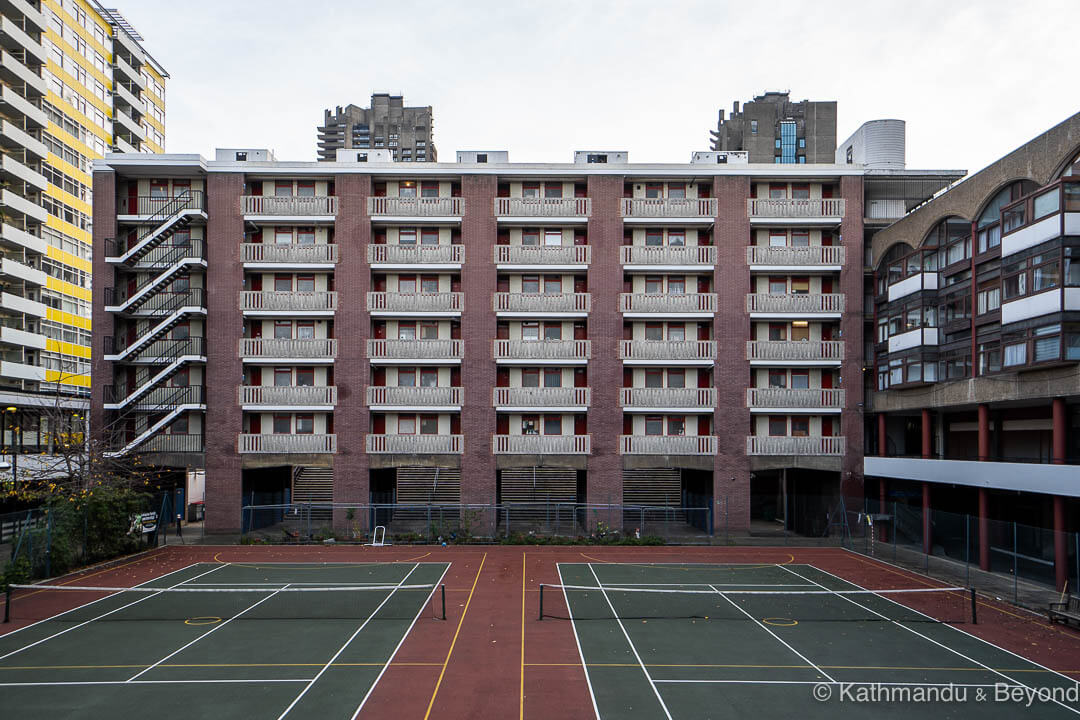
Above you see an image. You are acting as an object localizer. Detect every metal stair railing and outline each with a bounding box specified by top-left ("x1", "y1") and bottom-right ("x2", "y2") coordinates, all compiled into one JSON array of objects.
[
  {"x1": 103, "y1": 338, "x2": 205, "y2": 409},
  {"x1": 105, "y1": 191, "x2": 203, "y2": 265},
  {"x1": 104, "y1": 290, "x2": 206, "y2": 358}
]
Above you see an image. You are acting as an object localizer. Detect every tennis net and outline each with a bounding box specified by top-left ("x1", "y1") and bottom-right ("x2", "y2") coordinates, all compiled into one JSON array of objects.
[
  {"x1": 4, "y1": 582, "x2": 446, "y2": 623},
  {"x1": 539, "y1": 584, "x2": 976, "y2": 624}
]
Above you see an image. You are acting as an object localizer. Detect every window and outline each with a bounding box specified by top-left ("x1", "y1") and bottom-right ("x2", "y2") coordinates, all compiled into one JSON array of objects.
[
  {"x1": 645, "y1": 183, "x2": 663, "y2": 199},
  {"x1": 398, "y1": 416, "x2": 416, "y2": 434},
  {"x1": 645, "y1": 369, "x2": 664, "y2": 388},
  {"x1": 768, "y1": 416, "x2": 786, "y2": 436},
  {"x1": 1003, "y1": 342, "x2": 1027, "y2": 367},
  {"x1": 1034, "y1": 325, "x2": 1061, "y2": 362},
  {"x1": 522, "y1": 323, "x2": 539, "y2": 341},
  {"x1": 544, "y1": 184, "x2": 563, "y2": 199},
  {"x1": 977, "y1": 285, "x2": 1001, "y2": 315},
  {"x1": 420, "y1": 368, "x2": 439, "y2": 387},
  {"x1": 521, "y1": 275, "x2": 540, "y2": 293},
  {"x1": 170, "y1": 415, "x2": 189, "y2": 434},
  {"x1": 421, "y1": 182, "x2": 440, "y2": 198},
  {"x1": 768, "y1": 323, "x2": 787, "y2": 341},
  {"x1": 544, "y1": 230, "x2": 562, "y2": 247},
  {"x1": 398, "y1": 182, "x2": 417, "y2": 198},
  {"x1": 398, "y1": 276, "x2": 417, "y2": 293},
  {"x1": 274, "y1": 275, "x2": 292, "y2": 292},
  {"x1": 668, "y1": 277, "x2": 685, "y2": 294},
  {"x1": 521, "y1": 415, "x2": 539, "y2": 434},
  {"x1": 667, "y1": 183, "x2": 686, "y2": 199},
  {"x1": 420, "y1": 276, "x2": 439, "y2": 293},
  {"x1": 295, "y1": 415, "x2": 314, "y2": 434},
  {"x1": 750, "y1": 120, "x2": 758, "y2": 134},
  {"x1": 790, "y1": 277, "x2": 810, "y2": 294},
  {"x1": 172, "y1": 322, "x2": 190, "y2": 340},
  {"x1": 668, "y1": 230, "x2": 685, "y2": 246},
  {"x1": 522, "y1": 183, "x2": 540, "y2": 198},
  {"x1": 790, "y1": 417, "x2": 809, "y2": 436},
  {"x1": 419, "y1": 415, "x2": 439, "y2": 434},
  {"x1": 668, "y1": 325, "x2": 685, "y2": 341},
  {"x1": 768, "y1": 370, "x2": 787, "y2": 388},
  {"x1": 275, "y1": 228, "x2": 293, "y2": 245},
  {"x1": 645, "y1": 323, "x2": 663, "y2": 341},
  {"x1": 398, "y1": 229, "x2": 417, "y2": 246},
  {"x1": 769, "y1": 184, "x2": 787, "y2": 200},
  {"x1": 296, "y1": 182, "x2": 315, "y2": 197},
  {"x1": 543, "y1": 415, "x2": 562, "y2": 435},
  {"x1": 667, "y1": 416, "x2": 685, "y2": 436},
  {"x1": 978, "y1": 343, "x2": 1002, "y2": 374},
  {"x1": 398, "y1": 368, "x2": 416, "y2": 386},
  {"x1": 667, "y1": 369, "x2": 685, "y2": 388},
  {"x1": 274, "y1": 368, "x2": 292, "y2": 386},
  {"x1": 645, "y1": 416, "x2": 663, "y2": 435},
  {"x1": 544, "y1": 368, "x2": 562, "y2": 387},
  {"x1": 791, "y1": 231, "x2": 809, "y2": 247},
  {"x1": 645, "y1": 230, "x2": 664, "y2": 247},
  {"x1": 645, "y1": 276, "x2": 662, "y2": 294},
  {"x1": 274, "y1": 181, "x2": 292, "y2": 197},
  {"x1": 769, "y1": 278, "x2": 787, "y2": 294},
  {"x1": 791, "y1": 184, "x2": 810, "y2": 200},
  {"x1": 273, "y1": 415, "x2": 291, "y2": 434},
  {"x1": 790, "y1": 370, "x2": 809, "y2": 389},
  {"x1": 543, "y1": 324, "x2": 562, "y2": 341},
  {"x1": 1033, "y1": 256, "x2": 1060, "y2": 292},
  {"x1": 521, "y1": 230, "x2": 539, "y2": 246},
  {"x1": 769, "y1": 231, "x2": 787, "y2": 247},
  {"x1": 543, "y1": 276, "x2": 562, "y2": 294},
  {"x1": 791, "y1": 322, "x2": 810, "y2": 341},
  {"x1": 522, "y1": 369, "x2": 540, "y2": 387},
  {"x1": 296, "y1": 275, "x2": 315, "y2": 292},
  {"x1": 274, "y1": 321, "x2": 292, "y2": 339},
  {"x1": 420, "y1": 229, "x2": 439, "y2": 246},
  {"x1": 419, "y1": 322, "x2": 439, "y2": 340},
  {"x1": 398, "y1": 323, "x2": 416, "y2": 340}
]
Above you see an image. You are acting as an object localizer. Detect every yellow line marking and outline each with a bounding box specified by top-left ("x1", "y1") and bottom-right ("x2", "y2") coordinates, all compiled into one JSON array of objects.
[
  {"x1": 424, "y1": 553, "x2": 487, "y2": 720},
  {"x1": 183, "y1": 616, "x2": 222, "y2": 626},
  {"x1": 520, "y1": 550, "x2": 526, "y2": 720},
  {"x1": 577, "y1": 553, "x2": 796, "y2": 571}
]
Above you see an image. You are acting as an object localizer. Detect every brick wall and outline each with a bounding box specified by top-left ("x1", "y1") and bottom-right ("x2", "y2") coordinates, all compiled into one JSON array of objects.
[
  {"x1": 90, "y1": 171, "x2": 117, "y2": 446},
  {"x1": 839, "y1": 175, "x2": 866, "y2": 506},
  {"x1": 203, "y1": 174, "x2": 245, "y2": 533}
]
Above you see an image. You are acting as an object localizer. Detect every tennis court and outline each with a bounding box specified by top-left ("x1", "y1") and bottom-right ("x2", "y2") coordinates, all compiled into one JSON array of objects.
[
  {"x1": 548, "y1": 562, "x2": 1080, "y2": 719},
  {"x1": 0, "y1": 560, "x2": 450, "y2": 719}
]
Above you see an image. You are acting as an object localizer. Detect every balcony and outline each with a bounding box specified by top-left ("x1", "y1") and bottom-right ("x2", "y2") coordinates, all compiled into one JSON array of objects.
[
  {"x1": 367, "y1": 197, "x2": 464, "y2": 221},
  {"x1": 138, "y1": 434, "x2": 204, "y2": 455},
  {"x1": 620, "y1": 435, "x2": 718, "y2": 455},
  {"x1": 493, "y1": 339, "x2": 591, "y2": 364},
  {"x1": 239, "y1": 338, "x2": 337, "y2": 361},
  {"x1": 747, "y1": 198, "x2": 846, "y2": 224},
  {"x1": 365, "y1": 386, "x2": 463, "y2": 409},
  {"x1": 493, "y1": 434, "x2": 591, "y2": 454},
  {"x1": 888, "y1": 328, "x2": 939, "y2": 354},
  {"x1": 240, "y1": 291, "x2": 338, "y2": 314},
  {"x1": 493, "y1": 387, "x2": 591, "y2": 410},
  {"x1": 365, "y1": 434, "x2": 464, "y2": 454},
  {"x1": 367, "y1": 244, "x2": 463, "y2": 268},
  {"x1": 746, "y1": 245, "x2": 846, "y2": 269},
  {"x1": 746, "y1": 340, "x2": 845, "y2": 365},
  {"x1": 619, "y1": 293, "x2": 717, "y2": 316},
  {"x1": 367, "y1": 338, "x2": 464, "y2": 363},
  {"x1": 242, "y1": 195, "x2": 337, "y2": 219},
  {"x1": 238, "y1": 434, "x2": 337, "y2": 454},
  {"x1": 621, "y1": 198, "x2": 717, "y2": 223},
  {"x1": 493, "y1": 292, "x2": 591, "y2": 316},
  {"x1": 494, "y1": 197, "x2": 591, "y2": 222},
  {"x1": 619, "y1": 387, "x2": 717, "y2": 411},
  {"x1": 493, "y1": 245, "x2": 591, "y2": 268},
  {"x1": 619, "y1": 340, "x2": 716, "y2": 365},
  {"x1": 745, "y1": 293, "x2": 845, "y2": 316},
  {"x1": 239, "y1": 385, "x2": 338, "y2": 408},
  {"x1": 241, "y1": 244, "x2": 338, "y2": 267},
  {"x1": 745, "y1": 388, "x2": 846, "y2": 411},
  {"x1": 366, "y1": 291, "x2": 464, "y2": 316},
  {"x1": 746, "y1": 436, "x2": 846, "y2": 456},
  {"x1": 620, "y1": 245, "x2": 716, "y2": 269},
  {"x1": 118, "y1": 192, "x2": 206, "y2": 218}
]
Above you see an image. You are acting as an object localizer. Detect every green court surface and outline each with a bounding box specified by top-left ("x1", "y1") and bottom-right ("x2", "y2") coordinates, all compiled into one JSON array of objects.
[
  {"x1": 0, "y1": 561, "x2": 449, "y2": 719},
  {"x1": 555, "y1": 562, "x2": 1080, "y2": 719}
]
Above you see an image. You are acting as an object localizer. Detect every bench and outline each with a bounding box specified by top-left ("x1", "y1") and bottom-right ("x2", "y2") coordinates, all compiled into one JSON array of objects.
[{"x1": 1048, "y1": 596, "x2": 1080, "y2": 626}]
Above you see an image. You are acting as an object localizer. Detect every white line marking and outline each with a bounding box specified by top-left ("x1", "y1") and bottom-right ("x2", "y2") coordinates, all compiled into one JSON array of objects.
[
  {"x1": 0, "y1": 562, "x2": 201, "y2": 638},
  {"x1": 564, "y1": 583, "x2": 818, "y2": 588},
  {"x1": 779, "y1": 565, "x2": 1080, "y2": 717},
  {"x1": 586, "y1": 563, "x2": 674, "y2": 720},
  {"x1": 557, "y1": 563, "x2": 602, "y2": 720},
  {"x1": 0, "y1": 564, "x2": 227, "y2": 662},
  {"x1": 276, "y1": 563, "x2": 420, "y2": 720},
  {"x1": 652, "y1": 680, "x2": 1017, "y2": 687},
  {"x1": 350, "y1": 563, "x2": 451, "y2": 719},
  {"x1": 126, "y1": 582, "x2": 296, "y2": 682},
  {"x1": 707, "y1": 584, "x2": 835, "y2": 682},
  {"x1": 0, "y1": 678, "x2": 312, "y2": 687}
]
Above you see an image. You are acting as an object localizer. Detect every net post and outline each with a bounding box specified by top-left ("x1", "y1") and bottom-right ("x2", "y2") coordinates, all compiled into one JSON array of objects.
[
  {"x1": 970, "y1": 587, "x2": 977, "y2": 624},
  {"x1": 538, "y1": 584, "x2": 543, "y2": 621},
  {"x1": 3, "y1": 585, "x2": 10, "y2": 623},
  {"x1": 441, "y1": 584, "x2": 446, "y2": 620}
]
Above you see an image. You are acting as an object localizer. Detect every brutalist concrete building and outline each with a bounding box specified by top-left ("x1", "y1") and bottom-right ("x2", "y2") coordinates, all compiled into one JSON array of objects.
[
  {"x1": 317, "y1": 94, "x2": 435, "y2": 163},
  {"x1": 710, "y1": 91, "x2": 837, "y2": 164}
]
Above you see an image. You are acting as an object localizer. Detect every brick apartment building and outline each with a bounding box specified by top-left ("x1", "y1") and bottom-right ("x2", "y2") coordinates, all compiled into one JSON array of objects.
[{"x1": 91, "y1": 145, "x2": 961, "y2": 536}]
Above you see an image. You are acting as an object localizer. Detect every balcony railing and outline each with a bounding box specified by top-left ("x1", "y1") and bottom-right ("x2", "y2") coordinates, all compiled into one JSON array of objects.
[
  {"x1": 239, "y1": 386, "x2": 338, "y2": 406},
  {"x1": 238, "y1": 434, "x2": 337, "y2": 454},
  {"x1": 240, "y1": 291, "x2": 338, "y2": 312},
  {"x1": 620, "y1": 293, "x2": 717, "y2": 313},
  {"x1": 745, "y1": 388, "x2": 846, "y2": 409},
  {"x1": 620, "y1": 245, "x2": 716, "y2": 266},
  {"x1": 494, "y1": 197, "x2": 591, "y2": 217},
  {"x1": 493, "y1": 292, "x2": 591, "y2": 313},
  {"x1": 619, "y1": 387, "x2": 717, "y2": 409},
  {"x1": 745, "y1": 436, "x2": 846, "y2": 456},
  {"x1": 117, "y1": 192, "x2": 205, "y2": 216},
  {"x1": 493, "y1": 339, "x2": 591, "y2": 361},
  {"x1": 367, "y1": 244, "x2": 463, "y2": 265},
  {"x1": 494, "y1": 245, "x2": 592, "y2": 266},
  {"x1": 138, "y1": 434, "x2": 204, "y2": 454},
  {"x1": 367, "y1": 292, "x2": 464, "y2": 313},
  {"x1": 745, "y1": 293, "x2": 845, "y2": 314},
  {"x1": 619, "y1": 340, "x2": 716, "y2": 362},
  {"x1": 621, "y1": 198, "x2": 717, "y2": 218},
  {"x1": 367, "y1": 197, "x2": 464, "y2": 217},
  {"x1": 241, "y1": 244, "x2": 338, "y2": 264},
  {"x1": 493, "y1": 387, "x2": 591, "y2": 407},
  {"x1": 242, "y1": 196, "x2": 337, "y2": 216},
  {"x1": 365, "y1": 434, "x2": 464, "y2": 454},
  {"x1": 746, "y1": 246, "x2": 846, "y2": 266},
  {"x1": 620, "y1": 435, "x2": 718, "y2": 455},
  {"x1": 365, "y1": 386, "x2": 463, "y2": 407},
  {"x1": 746, "y1": 340, "x2": 845, "y2": 362},
  {"x1": 493, "y1": 434, "x2": 591, "y2": 454},
  {"x1": 239, "y1": 338, "x2": 338, "y2": 359},
  {"x1": 367, "y1": 338, "x2": 464, "y2": 360},
  {"x1": 747, "y1": 198, "x2": 846, "y2": 219}
]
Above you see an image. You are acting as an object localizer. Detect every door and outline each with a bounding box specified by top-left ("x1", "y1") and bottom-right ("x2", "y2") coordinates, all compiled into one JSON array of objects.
[
  {"x1": 574, "y1": 368, "x2": 587, "y2": 387},
  {"x1": 574, "y1": 415, "x2": 587, "y2": 435}
]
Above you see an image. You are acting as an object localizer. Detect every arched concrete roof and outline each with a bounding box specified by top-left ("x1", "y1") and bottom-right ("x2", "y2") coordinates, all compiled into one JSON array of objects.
[{"x1": 872, "y1": 112, "x2": 1080, "y2": 262}]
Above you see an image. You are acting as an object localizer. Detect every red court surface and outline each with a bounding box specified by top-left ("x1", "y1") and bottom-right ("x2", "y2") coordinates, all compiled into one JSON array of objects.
[{"x1": 3, "y1": 544, "x2": 1080, "y2": 719}]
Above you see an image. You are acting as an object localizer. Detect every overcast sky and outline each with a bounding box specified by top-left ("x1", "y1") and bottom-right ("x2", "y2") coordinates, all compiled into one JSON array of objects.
[{"x1": 126, "y1": 0, "x2": 1078, "y2": 174}]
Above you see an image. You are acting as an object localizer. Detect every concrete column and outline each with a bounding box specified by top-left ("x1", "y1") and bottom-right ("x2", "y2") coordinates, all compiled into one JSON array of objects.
[
  {"x1": 977, "y1": 404, "x2": 990, "y2": 462},
  {"x1": 878, "y1": 477, "x2": 888, "y2": 541},
  {"x1": 1054, "y1": 495, "x2": 1068, "y2": 591},
  {"x1": 1052, "y1": 398, "x2": 1067, "y2": 464},
  {"x1": 978, "y1": 488, "x2": 990, "y2": 571},
  {"x1": 921, "y1": 409, "x2": 932, "y2": 459},
  {"x1": 878, "y1": 413, "x2": 887, "y2": 457},
  {"x1": 837, "y1": 176, "x2": 866, "y2": 511},
  {"x1": 90, "y1": 171, "x2": 118, "y2": 447},
  {"x1": 922, "y1": 482, "x2": 932, "y2": 555}
]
